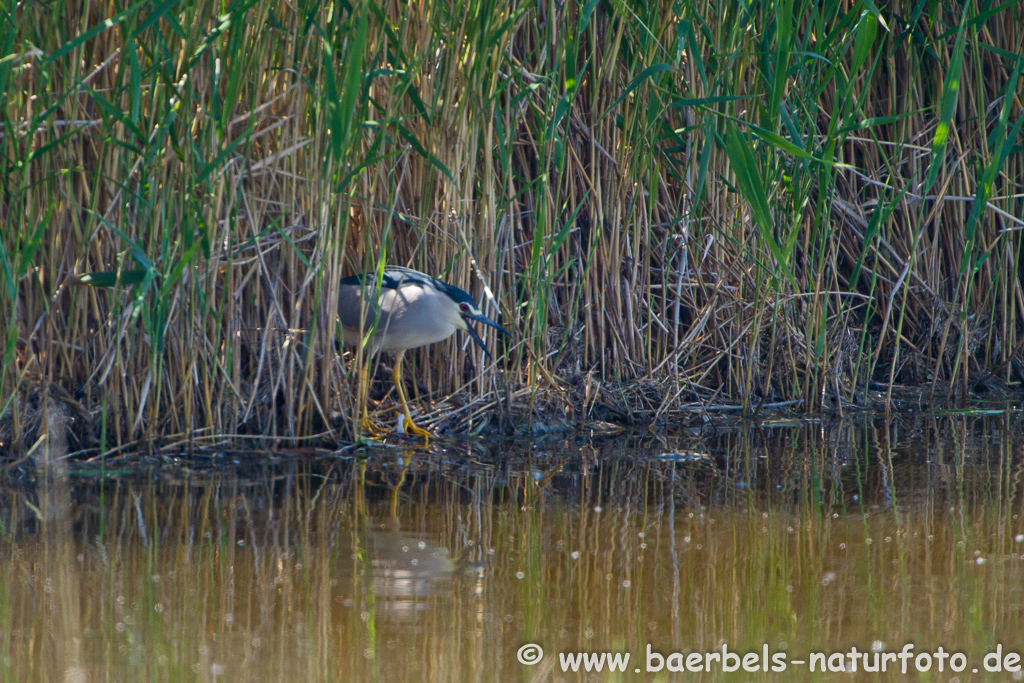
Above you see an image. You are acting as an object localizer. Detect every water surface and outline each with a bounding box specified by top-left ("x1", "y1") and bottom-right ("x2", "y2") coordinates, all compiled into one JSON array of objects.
[{"x1": 3, "y1": 411, "x2": 1024, "y2": 681}]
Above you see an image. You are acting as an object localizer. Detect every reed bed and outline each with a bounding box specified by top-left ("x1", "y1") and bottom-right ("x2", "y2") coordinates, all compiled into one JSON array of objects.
[{"x1": 2, "y1": 0, "x2": 1023, "y2": 452}]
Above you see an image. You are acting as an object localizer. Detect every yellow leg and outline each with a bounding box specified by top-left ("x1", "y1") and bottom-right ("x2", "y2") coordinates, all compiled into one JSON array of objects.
[
  {"x1": 392, "y1": 351, "x2": 432, "y2": 440},
  {"x1": 357, "y1": 357, "x2": 386, "y2": 439}
]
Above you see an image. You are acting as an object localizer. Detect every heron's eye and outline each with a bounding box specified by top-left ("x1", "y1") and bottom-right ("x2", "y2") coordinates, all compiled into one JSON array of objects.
[{"x1": 459, "y1": 303, "x2": 470, "y2": 313}]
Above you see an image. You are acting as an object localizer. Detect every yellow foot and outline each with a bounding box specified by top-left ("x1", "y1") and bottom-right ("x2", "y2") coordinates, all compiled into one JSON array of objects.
[
  {"x1": 359, "y1": 416, "x2": 387, "y2": 439},
  {"x1": 398, "y1": 413, "x2": 432, "y2": 440}
]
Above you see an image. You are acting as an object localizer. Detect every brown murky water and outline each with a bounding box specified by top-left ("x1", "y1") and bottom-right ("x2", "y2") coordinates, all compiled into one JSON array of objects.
[{"x1": 3, "y1": 411, "x2": 1024, "y2": 682}]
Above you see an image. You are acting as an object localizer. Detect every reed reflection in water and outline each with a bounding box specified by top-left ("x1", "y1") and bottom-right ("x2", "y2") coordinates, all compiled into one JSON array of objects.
[{"x1": 2, "y1": 411, "x2": 1024, "y2": 681}]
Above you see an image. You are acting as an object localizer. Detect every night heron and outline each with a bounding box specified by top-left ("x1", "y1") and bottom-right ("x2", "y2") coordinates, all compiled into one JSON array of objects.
[{"x1": 338, "y1": 266, "x2": 510, "y2": 439}]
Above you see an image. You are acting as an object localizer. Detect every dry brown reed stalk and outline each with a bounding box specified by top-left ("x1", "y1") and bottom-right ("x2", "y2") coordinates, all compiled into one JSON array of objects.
[{"x1": 2, "y1": 0, "x2": 1023, "y2": 455}]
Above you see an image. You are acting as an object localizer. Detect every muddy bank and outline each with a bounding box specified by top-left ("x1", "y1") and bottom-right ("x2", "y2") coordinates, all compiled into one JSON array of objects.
[{"x1": 2, "y1": 372, "x2": 1022, "y2": 463}]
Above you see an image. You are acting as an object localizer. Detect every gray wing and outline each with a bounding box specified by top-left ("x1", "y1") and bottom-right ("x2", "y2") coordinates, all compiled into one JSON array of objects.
[
  {"x1": 337, "y1": 269, "x2": 429, "y2": 331},
  {"x1": 337, "y1": 282, "x2": 388, "y2": 331},
  {"x1": 337, "y1": 277, "x2": 451, "y2": 353}
]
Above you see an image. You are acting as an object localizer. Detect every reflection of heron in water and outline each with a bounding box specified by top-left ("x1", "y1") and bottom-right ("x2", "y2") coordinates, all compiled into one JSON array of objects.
[
  {"x1": 366, "y1": 530, "x2": 456, "y2": 598},
  {"x1": 334, "y1": 529, "x2": 479, "y2": 623},
  {"x1": 341, "y1": 453, "x2": 485, "y2": 622}
]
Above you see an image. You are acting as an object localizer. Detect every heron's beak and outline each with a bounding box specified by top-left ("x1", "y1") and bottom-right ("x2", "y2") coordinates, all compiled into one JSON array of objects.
[{"x1": 462, "y1": 312, "x2": 511, "y2": 359}]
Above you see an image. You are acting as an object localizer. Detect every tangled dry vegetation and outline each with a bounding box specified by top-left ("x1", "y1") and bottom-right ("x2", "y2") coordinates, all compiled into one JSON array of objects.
[{"x1": 2, "y1": 0, "x2": 1024, "y2": 457}]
